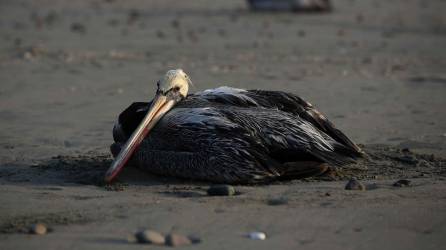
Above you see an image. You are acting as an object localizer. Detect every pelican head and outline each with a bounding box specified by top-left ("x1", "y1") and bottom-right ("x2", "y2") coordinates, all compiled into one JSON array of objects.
[
  {"x1": 104, "y1": 69, "x2": 191, "y2": 182},
  {"x1": 157, "y1": 69, "x2": 190, "y2": 100}
]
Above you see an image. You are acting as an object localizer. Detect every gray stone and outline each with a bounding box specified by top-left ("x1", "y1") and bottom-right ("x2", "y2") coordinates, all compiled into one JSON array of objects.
[
  {"x1": 267, "y1": 197, "x2": 288, "y2": 206},
  {"x1": 166, "y1": 233, "x2": 192, "y2": 247},
  {"x1": 135, "y1": 230, "x2": 165, "y2": 245},
  {"x1": 345, "y1": 178, "x2": 366, "y2": 190},
  {"x1": 393, "y1": 179, "x2": 411, "y2": 187},
  {"x1": 207, "y1": 185, "x2": 236, "y2": 196},
  {"x1": 29, "y1": 223, "x2": 47, "y2": 235}
]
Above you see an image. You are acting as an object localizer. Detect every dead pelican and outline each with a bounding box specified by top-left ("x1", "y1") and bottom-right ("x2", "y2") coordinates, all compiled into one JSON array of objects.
[{"x1": 105, "y1": 69, "x2": 363, "y2": 183}]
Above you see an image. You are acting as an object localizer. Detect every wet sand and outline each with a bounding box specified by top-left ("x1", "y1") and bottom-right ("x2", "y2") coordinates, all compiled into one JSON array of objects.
[{"x1": 1, "y1": 0, "x2": 446, "y2": 249}]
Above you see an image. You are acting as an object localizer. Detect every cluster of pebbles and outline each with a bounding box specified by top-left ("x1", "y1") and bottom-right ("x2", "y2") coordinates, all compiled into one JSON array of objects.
[
  {"x1": 131, "y1": 230, "x2": 200, "y2": 247},
  {"x1": 345, "y1": 178, "x2": 412, "y2": 190},
  {"x1": 131, "y1": 229, "x2": 267, "y2": 246},
  {"x1": 25, "y1": 180, "x2": 415, "y2": 243}
]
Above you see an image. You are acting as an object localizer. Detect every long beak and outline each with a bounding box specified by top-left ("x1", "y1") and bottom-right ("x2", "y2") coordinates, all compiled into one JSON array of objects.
[{"x1": 104, "y1": 94, "x2": 175, "y2": 183}]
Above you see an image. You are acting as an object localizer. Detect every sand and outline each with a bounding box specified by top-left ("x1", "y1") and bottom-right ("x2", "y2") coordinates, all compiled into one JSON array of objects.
[{"x1": 0, "y1": 0, "x2": 446, "y2": 249}]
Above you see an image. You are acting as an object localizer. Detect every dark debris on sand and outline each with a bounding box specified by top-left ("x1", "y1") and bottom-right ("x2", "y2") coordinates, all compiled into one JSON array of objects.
[{"x1": 310, "y1": 144, "x2": 445, "y2": 182}]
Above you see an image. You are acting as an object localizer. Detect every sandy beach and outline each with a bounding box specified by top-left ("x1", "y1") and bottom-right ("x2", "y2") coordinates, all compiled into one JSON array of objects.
[{"x1": 1, "y1": 0, "x2": 445, "y2": 249}]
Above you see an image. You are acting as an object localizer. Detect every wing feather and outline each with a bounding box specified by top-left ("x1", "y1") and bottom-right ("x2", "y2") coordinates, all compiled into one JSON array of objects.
[{"x1": 194, "y1": 88, "x2": 363, "y2": 156}]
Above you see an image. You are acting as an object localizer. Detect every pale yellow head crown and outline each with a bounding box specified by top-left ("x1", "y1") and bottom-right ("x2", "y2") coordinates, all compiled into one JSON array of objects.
[{"x1": 158, "y1": 69, "x2": 190, "y2": 97}]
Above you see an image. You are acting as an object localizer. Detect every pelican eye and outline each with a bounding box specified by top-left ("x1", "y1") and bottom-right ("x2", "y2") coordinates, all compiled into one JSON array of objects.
[{"x1": 173, "y1": 86, "x2": 180, "y2": 92}]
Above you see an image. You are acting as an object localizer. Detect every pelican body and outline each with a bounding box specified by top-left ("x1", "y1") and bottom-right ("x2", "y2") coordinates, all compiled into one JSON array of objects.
[{"x1": 105, "y1": 69, "x2": 362, "y2": 184}]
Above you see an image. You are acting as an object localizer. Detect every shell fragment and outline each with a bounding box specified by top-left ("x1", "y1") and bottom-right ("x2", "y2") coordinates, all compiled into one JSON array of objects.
[{"x1": 248, "y1": 231, "x2": 266, "y2": 240}]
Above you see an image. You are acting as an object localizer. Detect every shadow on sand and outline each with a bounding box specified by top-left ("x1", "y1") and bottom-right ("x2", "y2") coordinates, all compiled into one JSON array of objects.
[{"x1": 1, "y1": 145, "x2": 444, "y2": 189}]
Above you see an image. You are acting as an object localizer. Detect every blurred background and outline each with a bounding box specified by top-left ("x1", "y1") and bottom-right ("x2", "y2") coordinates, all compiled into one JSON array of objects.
[{"x1": 0, "y1": 0, "x2": 445, "y2": 165}]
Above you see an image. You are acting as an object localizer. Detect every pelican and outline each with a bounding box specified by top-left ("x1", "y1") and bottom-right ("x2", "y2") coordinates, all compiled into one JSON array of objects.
[{"x1": 105, "y1": 69, "x2": 363, "y2": 184}]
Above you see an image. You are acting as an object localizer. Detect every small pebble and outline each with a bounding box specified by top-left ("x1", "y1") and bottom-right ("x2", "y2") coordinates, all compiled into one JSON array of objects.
[
  {"x1": 135, "y1": 230, "x2": 165, "y2": 245},
  {"x1": 171, "y1": 19, "x2": 180, "y2": 29},
  {"x1": 361, "y1": 57, "x2": 372, "y2": 64},
  {"x1": 156, "y1": 30, "x2": 166, "y2": 39},
  {"x1": 165, "y1": 233, "x2": 192, "y2": 247},
  {"x1": 29, "y1": 223, "x2": 47, "y2": 235},
  {"x1": 127, "y1": 9, "x2": 140, "y2": 24},
  {"x1": 401, "y1": 148, "x2": 411, "y2": 153},
  {"x1": 393, "y1": 179, "x2": 411, "y2": 187},
  {"x1": 267, "y1": 197, "x2": 288, "y2": 206},
  {"x1": 248, "y1": 232, "x2": 266, "y2": 240},
  {"x1": 345, "y1": 178, "x2": 366, "y2": 191},
  {"x1": 23, "y1": 51, "x2": 33, "y2": 60},
  {"x1": 70, "y1": 22, "x2": 86, "y2": 34},
  {"x1": 188, "y1": 235, "x2": 202, "y2": 244},
  {"x1": 207, "y1": 184, "x2": 236, "y2": 196},
  {"x1": 397, "y1": 155, "x2": 418, "y2": 164},
  {"x1": 355, "y1": 14, "x2": 364, "y2": 23},
  {"x1": 127, "y1": 234, "x2": 137, "y2": 243}
]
